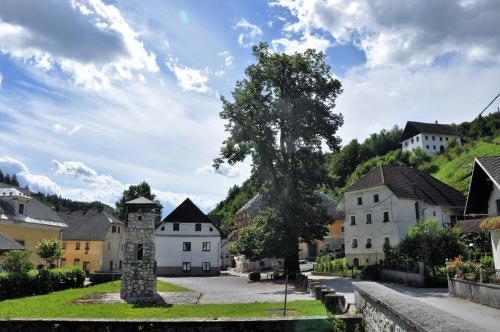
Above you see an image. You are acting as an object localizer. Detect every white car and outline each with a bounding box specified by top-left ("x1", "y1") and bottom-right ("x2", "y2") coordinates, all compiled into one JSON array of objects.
[{"x1": 299, "y1": 259, "x2": 314, "y2": 272}]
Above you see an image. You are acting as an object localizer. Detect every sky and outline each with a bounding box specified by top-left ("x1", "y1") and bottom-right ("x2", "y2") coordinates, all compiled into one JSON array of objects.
[{"x1": 0, "y1": 0, "x2": 499, "y2": 215}]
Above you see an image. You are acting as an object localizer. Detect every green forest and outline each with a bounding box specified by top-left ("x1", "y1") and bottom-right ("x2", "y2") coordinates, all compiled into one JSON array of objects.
[{"x1": 211, "y1": 112, "x2": 500, "y2": 235}]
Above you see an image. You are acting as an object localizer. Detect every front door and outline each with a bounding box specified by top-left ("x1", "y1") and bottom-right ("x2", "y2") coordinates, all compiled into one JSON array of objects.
[{"x1": 83, "y1": 261, "x2": 90, "y2": 274}]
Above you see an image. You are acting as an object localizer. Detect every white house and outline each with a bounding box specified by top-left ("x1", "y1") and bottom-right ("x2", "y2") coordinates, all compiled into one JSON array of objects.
[
  {"x1": 401, "y1": 121, "x2": 460, "y2": 155},
  {"x1": 155, "y1": 198, "x2": 221, "y2": 276},
  {"x1": 464, "y1": 156, "x2": 500, "y2": 269},
  {"x1": 338, "y1": 165, "x2": 465, "y2": 267}
]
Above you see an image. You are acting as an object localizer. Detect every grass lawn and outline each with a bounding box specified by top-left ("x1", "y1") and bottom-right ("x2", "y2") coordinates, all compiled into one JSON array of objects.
[{"x1": 0, "y1": 280, "x2": 326, "y2": 319}]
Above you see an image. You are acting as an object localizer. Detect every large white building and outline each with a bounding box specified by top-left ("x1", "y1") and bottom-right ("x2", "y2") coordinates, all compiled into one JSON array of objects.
[
  {"x1": 155, "y1": 198, "x2": 222, "y2": 276},
  {"x1": 338, "y1": 165, "x2": 465, "y2": 267},
  {"x1": 401, "y1": 121, "x2": 460, "y2": 155}
]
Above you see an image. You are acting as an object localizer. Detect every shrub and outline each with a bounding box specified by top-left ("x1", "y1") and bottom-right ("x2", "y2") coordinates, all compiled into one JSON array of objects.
[
  {"x1": 480, "y1": 216, "x2": 500, "y2": 231},
  {"x1": 248, "y1": 271, "x2": 261, "y2": 281},
  {"x1": 0, "y1": 250, "x2": 33, "y2": 275},
  {"x1": 0, "y1": 266, "x2": 85, "y2": 300}
]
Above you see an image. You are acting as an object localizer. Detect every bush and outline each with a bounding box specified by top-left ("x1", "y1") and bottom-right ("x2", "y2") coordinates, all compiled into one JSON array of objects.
[
  {"x1": 314, "y1": 256, "x2": 348, "y2": 274},
  {"x1": 248, "y1": 271, "x2": 261, "y2": 281},
  {"x1": 0, "y1": 266, "x2": 85, "y2": 300},
  {"x1": 0, "y1": 250, "x2": 33, "y2": 275}
]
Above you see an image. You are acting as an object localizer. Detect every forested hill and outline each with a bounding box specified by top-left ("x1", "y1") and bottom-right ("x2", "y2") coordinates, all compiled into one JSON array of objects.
[{"x1": 211, "y1": 112, "x2": 500, "y2": 235}]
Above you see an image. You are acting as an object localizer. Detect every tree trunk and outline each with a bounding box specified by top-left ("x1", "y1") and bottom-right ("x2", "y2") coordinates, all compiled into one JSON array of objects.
[{"x1": 284, "y1": 245, "x2": 300, "y2": 276}]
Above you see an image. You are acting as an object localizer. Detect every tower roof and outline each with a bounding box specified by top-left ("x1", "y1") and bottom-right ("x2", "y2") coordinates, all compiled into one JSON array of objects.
[{"x1": 126, "y1": 197, "x2": 157, "y2": 205}]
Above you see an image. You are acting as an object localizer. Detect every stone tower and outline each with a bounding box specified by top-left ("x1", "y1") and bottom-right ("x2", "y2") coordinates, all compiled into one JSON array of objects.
[{"x1": 120, "y1": 197, "x2": 157, "y2": 303}]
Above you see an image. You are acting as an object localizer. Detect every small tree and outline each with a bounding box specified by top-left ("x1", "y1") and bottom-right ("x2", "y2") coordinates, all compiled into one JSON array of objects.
[
  {"x1": 35, "y1": 239, "x2": 63, "y2": 268},
  {"x1": 0, "y1": 250, "x2": 33, "y2": 275}
]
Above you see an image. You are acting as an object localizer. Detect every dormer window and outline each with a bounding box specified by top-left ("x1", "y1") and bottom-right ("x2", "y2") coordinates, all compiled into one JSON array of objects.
[{"x1": 18, "y1": 203, "x2": 25, "y2": 214}]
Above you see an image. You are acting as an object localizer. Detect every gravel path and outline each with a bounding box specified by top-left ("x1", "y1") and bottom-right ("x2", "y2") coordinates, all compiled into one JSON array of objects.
[{"x1": 158, "y1": 273, "x2": 313, "y2": 304}]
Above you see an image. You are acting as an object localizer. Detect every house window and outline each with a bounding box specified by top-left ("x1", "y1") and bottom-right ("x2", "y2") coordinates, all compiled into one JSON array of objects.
[
  {"x1": 173, "y1": 223, "x2": 179, "y2": 231},
  {"x1": 15, "y1": 239, "x2": 25, "y2": 246},
  {"x1": 366, "y1": 238, "x2": 372, "y2": 248},
  {"x1": 350, "y1": 216, "x2": 356, "y2": 225},
  {"x1": 440, "y1": 136, "x2": 443, "y2": 141},
  {"x1": 440, "y1": 145, "x2": 444, "y2": 152},
  {"x1": 83, "y1": 262, "x2": 90, "y2": 273},
  {"x1": 416, "y1": 136, "x2": 419, "y2": 142},
  {"x1": 374, "y1": 194, "x2": 379, "y2": 203},
  {"x1": 341, "y1": 226, "x2": 345, "y2": 233},
  {"x1": 405, "y1": 141, "x2": 408, "y2": 147},
  {"x1": 108, "y1": 242, "x2": 111, "y2": 250},
  {"x1": 183, "y1": 242, "x2": 191, "y2": 251},
  {"x1": 112, "y1": 226, "x2": 116, "y2": 233},
  {"x1": 195, "y1": 223, "x2": 202, "y2": 231},
  {"x1": 357, "y1": 197, "x2": 362, "y2": 205},
  {"x1": 415, "y1": 202, "x2": 420, "y2": 221},
  {"x1": 384, "y1": 237, "x2": 390, "y2": 246},
  {"x1": 73, "y1": 258, "x2": 80, "y2": 266},
  {"x1": 366, "y1": 214, "x2": 372, "y2": 224},
  {"x1": 161, "y1": 226, "x2": 165, "y2": 231},
  {"x1": 117, "y1": 227, "x2": 120, "y2": 234},
  {"x1": 18, "y1": 203, "x2": 24, "y2": 214},
  {"x1": 353, "y1": 258, "x2": 359, "y2": 267},
  {"x1": 432, "y1": 136, "x2": 435, "y2": 140},
  {"x1": 119, "y1": 260, "x2": 122, "y2": 269},
  {"x1": 209, "y1": 227, "x2": 213, "y2": 232},
  {"x1": 496, "y1": 199, "x2": 500, "y2": 214},
  {"x1": 62, "y1": 242, "x2": 67, "y2": 250},
  {"x1": 136, "y1": 244, "x2": 143, "y2": 260},
  {"x1": 411, "y1": 138, "x2": 414, "y2": 144},
  {"x1": 202, "y1": 242, "x2": 211, "y2": 251},
  {"x1": 61, "y1": 258, "x2": 66, "y2": 267},
  {"x1": 383, "y1": 212, "x2": 390, "y2": 223},
  {"x1": 202, "y1": 262, "x2": 210, "y2": 272},
  {"x1": 433, "y1": 145, "x2": 436, "y2": 149},
  {"x1": 183, "y1": 262, "x2": 191, "y2": 272},
  {"x1": 426, "y1": 145, "x2": 430, "y2": 149},
  {"x1": 75, "y1": 242, "x2": 80, "y2": 250},
  {"x1": 446, "y1": 137, "x2": 449, "y2": 141},
  {"x1": 425, "y1": 135, "x2": 429, "y2": 140},
  {"x1": 85, "y1": 242, "x2": 90, "y2": 250},
  {"x1": 352, "y1": 238, "x2": 358, "y2": 249}
]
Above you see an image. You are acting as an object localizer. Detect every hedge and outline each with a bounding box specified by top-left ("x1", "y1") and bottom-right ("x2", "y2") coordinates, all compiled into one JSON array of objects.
[{"x1": 0, "y1": 266, "x2": 85, "y2": 300}]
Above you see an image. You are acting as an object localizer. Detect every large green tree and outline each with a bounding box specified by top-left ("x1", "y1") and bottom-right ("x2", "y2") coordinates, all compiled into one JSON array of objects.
[
  {"x1": 114, "y1": 181, "x2": 163, "y2": 222},
  {"x1": 214, "y1": 43, "x2": 344, "y2": 273}
]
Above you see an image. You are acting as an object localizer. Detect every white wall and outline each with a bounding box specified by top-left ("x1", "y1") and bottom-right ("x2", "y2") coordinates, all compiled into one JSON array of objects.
[
  {"x1": 487, "y1": 184, "x2": 500, "y2": 216},
  {"x1": 155, "y1": 221, "x2": 221, "y2": 270},
  {"x1": 402, "y1": 133, "x2": 460, "y2": 155}
]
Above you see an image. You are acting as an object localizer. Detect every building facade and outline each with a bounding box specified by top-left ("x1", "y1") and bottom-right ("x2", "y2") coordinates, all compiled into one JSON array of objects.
[
  {"x1": 61, "y1": 208, "x2": 123, "y2": 274},
  {"x1": 155, "y1": 198, "x2": 221, "y2": 276},
  {"x1": 339, "y1": 165, "x2": 465, "y2": 266},
  {"x1": 0, "y1": 184, "x2": 67, "y2": 267},
  {"x1": 401, "y1": 121, "x2": 460, "y2": 155}
]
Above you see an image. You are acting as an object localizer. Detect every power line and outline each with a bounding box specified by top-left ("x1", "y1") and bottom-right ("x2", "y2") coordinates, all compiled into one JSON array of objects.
[{"x1": 474, "y1": 91, "x2": 500, "y2": 120}]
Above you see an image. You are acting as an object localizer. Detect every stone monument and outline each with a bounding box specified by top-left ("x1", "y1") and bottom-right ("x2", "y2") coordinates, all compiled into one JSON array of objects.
[{"x1": 120, "y1": 197, "x2": 158, "y2": 303}]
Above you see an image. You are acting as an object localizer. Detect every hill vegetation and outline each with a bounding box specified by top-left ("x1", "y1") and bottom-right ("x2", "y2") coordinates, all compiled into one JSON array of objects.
[{"x1": 212, "y1": 112, "x2": 500, "y2": 233}]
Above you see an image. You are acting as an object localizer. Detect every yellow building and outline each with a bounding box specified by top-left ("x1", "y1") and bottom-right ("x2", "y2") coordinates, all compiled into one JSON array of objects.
[
  {"x1": 61, "y1": 208, "x2": 123, "y2": 274},
  {"x1": 0, "y1": 185, "x2": 67, "y2": 267}
]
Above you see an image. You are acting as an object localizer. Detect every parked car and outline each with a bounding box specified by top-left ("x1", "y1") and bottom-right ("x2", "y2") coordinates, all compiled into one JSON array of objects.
[{"x1": 299, "y1": 259, "x2": 314, "y2": 272}]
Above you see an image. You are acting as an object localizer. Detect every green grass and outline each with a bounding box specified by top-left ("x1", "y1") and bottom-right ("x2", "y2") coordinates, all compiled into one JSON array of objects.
[
  {"x1": 427, "y1": 141, "x2": 500, "y2": 194},
  {"x1": 0, "y1": 281, "x2": 325, "y2": 319}
]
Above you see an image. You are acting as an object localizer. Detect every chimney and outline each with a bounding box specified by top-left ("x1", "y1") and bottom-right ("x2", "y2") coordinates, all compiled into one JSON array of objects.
[{"x1": 435, "y1": 120, "x2": 438, "y2": 124}]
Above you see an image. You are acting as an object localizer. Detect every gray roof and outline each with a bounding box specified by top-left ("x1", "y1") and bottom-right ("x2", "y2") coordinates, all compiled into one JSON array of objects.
[
  {"x1": 237, "y1": 193, "x2": 344, "y2": 220},
  {"x1": 0, "y1": 233, "x2": 24, "y2": 250},
  {"x1": 477, "y1": 156, "x2": 500, "y2": 186},
  {"x1": 61, "y1": 208, "x2": 122, "y2": 241},
  {"x1": 401, "y1": 121, "x2": 457, "y2": 141},
  {"x1": 0, "y1": 182, "x2": 67, "y2": 228},
  {"x1": 345, "y1": 165, "x2": 466, "y2": 207},
  {"x1": 126, "y1": 197, "x2": 156, "y2": 205}
]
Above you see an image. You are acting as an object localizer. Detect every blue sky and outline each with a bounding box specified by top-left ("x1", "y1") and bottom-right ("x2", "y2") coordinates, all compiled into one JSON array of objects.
[{"x1": 0, "y1": 0, "x2": 499, "y2": 214}]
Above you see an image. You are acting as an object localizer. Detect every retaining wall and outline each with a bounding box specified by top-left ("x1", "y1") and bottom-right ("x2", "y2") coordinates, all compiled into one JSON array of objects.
[
  {"x1": 354, "y1": 281, "x2": 480, "y2": 332},
  {"x1": 448, "y1": 277, "x2": 500, "y2": 309}
]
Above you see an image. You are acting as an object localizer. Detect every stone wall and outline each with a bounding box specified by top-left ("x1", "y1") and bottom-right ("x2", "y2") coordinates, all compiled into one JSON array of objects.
[
  {"x1": 448, "y1": 277, "x2": 500, "y2": 309},
  {"x1": 380, "y1": 262, "x2": 425, "y2": 287},
  {"x1": 354, "y1": 281, "x2": 480, "y2": 332},
  {"x1": 120, "y1": 209, "x2": 157, "y2": 303},
  {"x1": 0, "y1": 317, "x2": 330, "y2": 332}
]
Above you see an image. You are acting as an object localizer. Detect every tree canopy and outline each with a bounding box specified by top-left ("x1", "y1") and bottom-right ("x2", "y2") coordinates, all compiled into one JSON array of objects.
[
  {"x1": 35, "y1": 239, "x2": 63, "y2": 268},
  {"x1": 214, "y1": 43, "x2": 344, "y2": 272},
  {"x1": 114, "y1": 181, "x2": 163, "y2": 222}
]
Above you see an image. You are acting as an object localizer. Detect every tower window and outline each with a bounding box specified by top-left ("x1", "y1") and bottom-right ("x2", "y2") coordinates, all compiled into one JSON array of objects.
[
  {"x1": 136, "y1": 244, "x2": 143, "y2": 260},
  {"x1": 18, "y1": 203, "x2": 25, "y2": 214}
]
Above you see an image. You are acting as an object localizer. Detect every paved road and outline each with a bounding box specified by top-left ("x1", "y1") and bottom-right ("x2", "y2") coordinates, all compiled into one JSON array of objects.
[
  {"x1": 159, "y1": 272, "x2": 312, "y2": 304},
  {"x1": 312, "y1": 276, "x2": 500, "y2": 332}
]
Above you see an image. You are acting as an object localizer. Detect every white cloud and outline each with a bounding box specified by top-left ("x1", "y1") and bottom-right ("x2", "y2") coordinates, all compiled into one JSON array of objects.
[
  {"x1": 194, "y1": 163, "x2": 241, "y2": 178},
  {"x1": 0, "y1": 72, "x2": 3, "y2": 87},
  {"x1": 52, "y1": 123, "x2": 82, "y2": 136},
  {"x1": 271, "y1": 0, "x2": 500, "y2": 67},
  {"x1": 235, "y1": 18, "x2": 263, "y2": 48},
  {"x1": 219, "y1": 50, "x2": 234, "y2": 67},
  {"x1": 166, "y1": 57, "x2": 209, "y2": 93},
  {"x1": 0, "y1": 155, "x2": 29, "y2": 175},
  {"x1": 0, "y1": 0, "x2": 158, "y2": 90},
  {"x1": 272, "y1": 33, "x2": 331, "y2": 54}
]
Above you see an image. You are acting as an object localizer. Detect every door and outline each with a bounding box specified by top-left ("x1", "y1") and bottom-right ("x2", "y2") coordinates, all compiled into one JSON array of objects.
[{"x1": 83, "y1": 261, "x2": 90, "y2": 274}]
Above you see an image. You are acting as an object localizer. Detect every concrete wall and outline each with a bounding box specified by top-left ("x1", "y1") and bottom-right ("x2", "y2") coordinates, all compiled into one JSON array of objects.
[
  {"x1": 448, "y1": 277, "x2": 500, "y2": 309},
  {"x1": 380, "y1": 262, "x2": 425, "y2": 287},
  {"x1": 0, "y1": 317, "x2": 331, "y2": 332},
  {"x1": 102, "y1": 224, "x2": 124, "y2": 272},
  {"x1": 354, "y1": 281, "x2": 480, "y2": 332}
]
